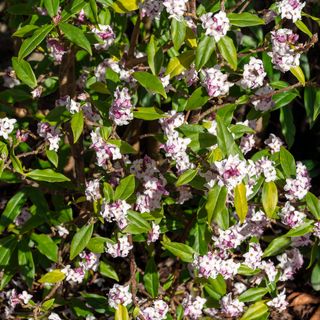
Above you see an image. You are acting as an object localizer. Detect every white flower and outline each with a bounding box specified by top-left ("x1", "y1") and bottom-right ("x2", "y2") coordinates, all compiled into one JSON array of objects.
[
  {"x1": 109, "y1": 87, "x2": 133, "y2": 126},
  {"x1": 243, "y1": 243, "x2": 263, "y2": 269},
  {"x1": 101, "y1": 200, "x2": 131, "y2": 229},
  {"x1": 18, "y1": 291, "x2": 32, "y2": 304},
  {"x1": 85, "y1": 179, "x2": 101, "y2": 202},
  {"x1": 163, "y1": 0, "x2": 188, "y2": 20},
  {"x1": 240, "y1": 57, "x2": 266, "y2": 90},
  {"x1": 182, "y1": 295, "x2": 206, "y2": 320},
  {"x1": 0, "y1": 117, "x2": 16, "y2": 139},
  {"x1": 106, "y1": 235, "x2": 133, "y2": 258},
  {"x1": 48, "y1": 313, "x2": 62, "y2": 320},
  {"x1": 202, "y1": 67, "x2": 233, "y2": 98},
  {"x1": 200, "y1": 11, "x2": 230, "y2": 42},
  {"x1": 265, "y1": 133, "x2": 283, "y2": 153},
  {"x1": 267, "y1": 289, "x2": 289, "y2": 311},
  {"x1": 56, "y1": 225, "x2": 69, "y2": 237},
  {"x1": 220, "y1": 293, "x2": 244, "y2": 318},
  {"x1": 277, "y1": 0, "x2": 305, "y2": 22},
  {"x1": 92, "y1": 24, "x2": 115, "y2": 50},
  {"x1": 108, "y1": 284, "x2": 132, "y2": 309}
]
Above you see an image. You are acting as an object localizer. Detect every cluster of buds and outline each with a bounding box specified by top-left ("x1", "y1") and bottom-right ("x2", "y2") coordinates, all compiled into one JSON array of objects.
[
  {"x1": 140, "y1": 0, "x2": 163, "y2": 20},
  {"x1": 277, "y1": 0, "x2": 305, "y2": 22},
  {"x1": 106, "y1": 235, "x2": 133, "y2": 258},
  {"x1": 100, "y1": 199, "x2": 131, "y2": 229},
  {"x1": 92, "y1": 24, "x2": 115, "y2": 50},
  {"x1": 108, "y1": 284, "x2": 132, "y2": 309}
]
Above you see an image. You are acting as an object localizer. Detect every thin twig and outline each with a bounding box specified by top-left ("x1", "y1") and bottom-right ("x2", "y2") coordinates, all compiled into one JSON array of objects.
[{"x1": 128, "y1": 16, "x2": 141, "y2": 59}]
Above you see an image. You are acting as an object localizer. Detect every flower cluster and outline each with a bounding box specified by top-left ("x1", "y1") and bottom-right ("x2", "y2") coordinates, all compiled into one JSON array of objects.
[
  {"x1": 37, "y1": 122, "x2": 61, "y2": 151},
  {"x1": 100, "y1": 199, "x2": 131, "y2": 229},
  {"x1": 277, "y1": 0, "x2": 305, "y2": 22},
  {"x1": 200, "y1": 11, "x2": 230, "y2": 42},
  {"x1": 142, "y1": 300, "x2": 169, "y2": 320},
  {"x1": 106, "y1": 235, "x2": 133, "y2": 258},
  {"x1": 163, "y1": 0, "x2": 188, "y2": 20},
  {"x1": 202, "y1": 67, "x2": 233, "y2": 97},
  {"x1": 269, "y1": 28, "x2": 301, "y2": 72},
  {"x1": 109, "y1": 87, "x2": 133, "y2": 126},
  {"x1": 284, "y1": 161, "x2": 311, "y2": 200},
  {"x1": 240, "y1": 57, "x2": 266, "y2": 90},
  {"x1": 92, "y1": 24, "x2": 115, "y2": 50},
  {"x1": 131, "y1": 156, "x2": 168, "y2": 213},
  {"x1": 108, "y1": 284, "x2": 132, "y2": 309},
  {"x1": 160, "y1": 111, "x2": 193, "y2": 172},
  {"x1": 140, "y1": 0, "x2": 163, "y2": 20},
  {"x1": 182, "y1": 295, "x2": 207, "y2": 320},
  {"x1": 90, "y1": 128, "x2": 122, "y2": 167}
]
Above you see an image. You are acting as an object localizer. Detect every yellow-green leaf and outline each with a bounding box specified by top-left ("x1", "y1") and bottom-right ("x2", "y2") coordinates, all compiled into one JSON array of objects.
[
  {"x1": 165, "y1": 51, "x2": 195, "y2": 78},
  {"x1": 112, "y1": 0, "x2": 139, "y2": 13},
  {"x1": 115, "y1": 304, "x2": 129, "y2": 320},
  {"x1": 262, "y1": 181, "x2": 278, "y2": 218},
  {"x1": 39, "y1": 270, "x2": 65, "y2": 284},
  {"x1": 295, "y1": 20, "x2": 313, "y2": 38},
  {"x1": 290, "y1": 66, "x2": 305, "y2": 86},
  {"x1": 234, "y1": 183, "x2": 248, "y2": 223}
]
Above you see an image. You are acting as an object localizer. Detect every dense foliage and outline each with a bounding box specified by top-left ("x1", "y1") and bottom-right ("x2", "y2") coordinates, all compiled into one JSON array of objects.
[{"x1": 1, "y1": 0, "x2": 320, "y2": 319}]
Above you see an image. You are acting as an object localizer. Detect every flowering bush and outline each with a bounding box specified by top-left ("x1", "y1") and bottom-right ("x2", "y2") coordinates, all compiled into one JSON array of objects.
[{"x1": 1, "y1": 0, "x2": 320, "y2": 319}]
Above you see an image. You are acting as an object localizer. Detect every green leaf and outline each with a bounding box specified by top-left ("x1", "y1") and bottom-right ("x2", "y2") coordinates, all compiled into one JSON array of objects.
[
  {"x1": 18, "y1": 239, "x2": 35, "y2": 287},
  {"x1": 165, "y1": 50, "x2": 195, "y2": 78},
  {"x1": 71, "y1": 110, "x2": 84, "y2": 143},
  {"x1": 18, "y1": 24, "x2": 54, "y2": 61},
  {"x1": 39, "y1": 269, "x2": 65, "y2": 284},
  {"x1": 26, "y1": 169, "x2": 70, "y2": 183},
  {"x1": 280, "y1": 147, "x2": 296, "y2": 177},
  {"x1": 239, "y1": 287, "x2": 269, "y2": 303},
  {"x1": 216, "y1": 115, "x2": 241, "y2": 157},
  {"x1": 161, "y1": 240, "x2": 195, "y2": 262},
  {"x1": 234, "y1": 182, "x2": 248, "y2": 223},
  {"x1": 306, "y1": 192, "x2": 320, "y2": 220},
  {"x1": 290, "y1": 66, "x2": 305, "y2": 86},
  {"x1": 99, "y1": 260, "x2": 119, "y2": 281},
  {"x1": 133, "y1": 107, "x2": 165, "y2": 120},
  {"x1": 313, "y1": 89, "x2": 320, "y2": 122},
  {"x1": 311, "y1": 261, "x2": 320, "y2": 291},
  {"x1": 205, "y1": 184, "x2": 228, "y2": 226},
  {"x1": 171, "y1": 19, "x2": 186, "y2": 51},
  {"x1": 143, "y1": 258, "x2": 159, "y2": 298},
  {"x1": 115, "y1": 304, "x2": 129, "y2": 320},
  {"x1": 261, "y1": 181, "x2": 278, "y2": 218},
  {"x1": 217, "y1": 35, "x2": 237, "y2": 70},
  {"x1": 87, "y1": 237, "x2": 108, "y2": 254},
  {"x1": 112, "y1": 0, "x2": 138, "y2": 13},
  {"x1": 59, "y1": 23, "x2": 92, "y2": 55},
  {"x1": 195, "y1": 35, "x2": 216, "y2": 70},
  {"x1": 279, "y1": 106, "x2": 296, "y2": 148},
  {"x1": 262, "y1": 236, "x2": 291, "y2": 257},
  {"x1": 295, "y1": 20, "x2": 313, "y2": 38},
  {"x1": 31, "y1": 233, "x2": 58, "y2": 262},
  {"x1": 0, "y1": 235, "x2": 18, "y2": 267},
  {"x1": 12, "y1": 57, "x2": 37, "y2": 88},
  {"x1": 0, "y1": 190, "x2": 27, "y2": 232},
  {"x1": 207, "y1": 274, "x2": 227, "y2": 297},
  {"x1": 185, "y1": 87, "x2": 209, "y2": 111},
  {"x1": 176, "y1": 168, "x2": 198, "y2": 187},
  {"x1": 285, "y1": 220, "x2": 314, "y2": 237},
  {"x1": 10, "y1": 152, "x2": 24, "y2": 174},
  {"x1": 227, "y1": 12, "x2": 265, "y2": 26},
  {"x1": 240, "y1": 301, "x2": 269, "y2": 320},
  {"x1": 89, "y1": 0, "x2": 99, "y2": 24},
  {"x1": 273, "y1": 91, "x2": 299, "y2": 110},
  {"x1": 132, "y1": 72, "x2": 167, "y2": 98},
  {"x1": 123, "y1": 211, "x2": 151, "y2": 234},
  {"x1": 46, "y1": 149, "x2": 59, "y2": 168},
  {"x1": 70, "y1": 223, "x2": 94, "y2": 260},
  {"x1": 44, "y1": 0, "x2": 60, "y2": 17},
  {"x1": 103, "y1": 182, "x2": 114, "y2": 203},
  {"x1": 147, "y1": 35, "x2": 163, "y2": 75},
  {"x1": 13, "y1": 25, "x2": 39, "y2": 38},
  {"x1": 114, "y1": 175, "x2": 135, "y2": 200}
]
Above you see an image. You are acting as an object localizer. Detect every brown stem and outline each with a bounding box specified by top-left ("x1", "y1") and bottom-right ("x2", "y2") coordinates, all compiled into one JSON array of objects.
[
  {"x1": 128, "y1": 16, "x2": 141, "y2": 59},
  {"x1": 129, "y1": 235, "x2": 138, "y2": 304}
]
